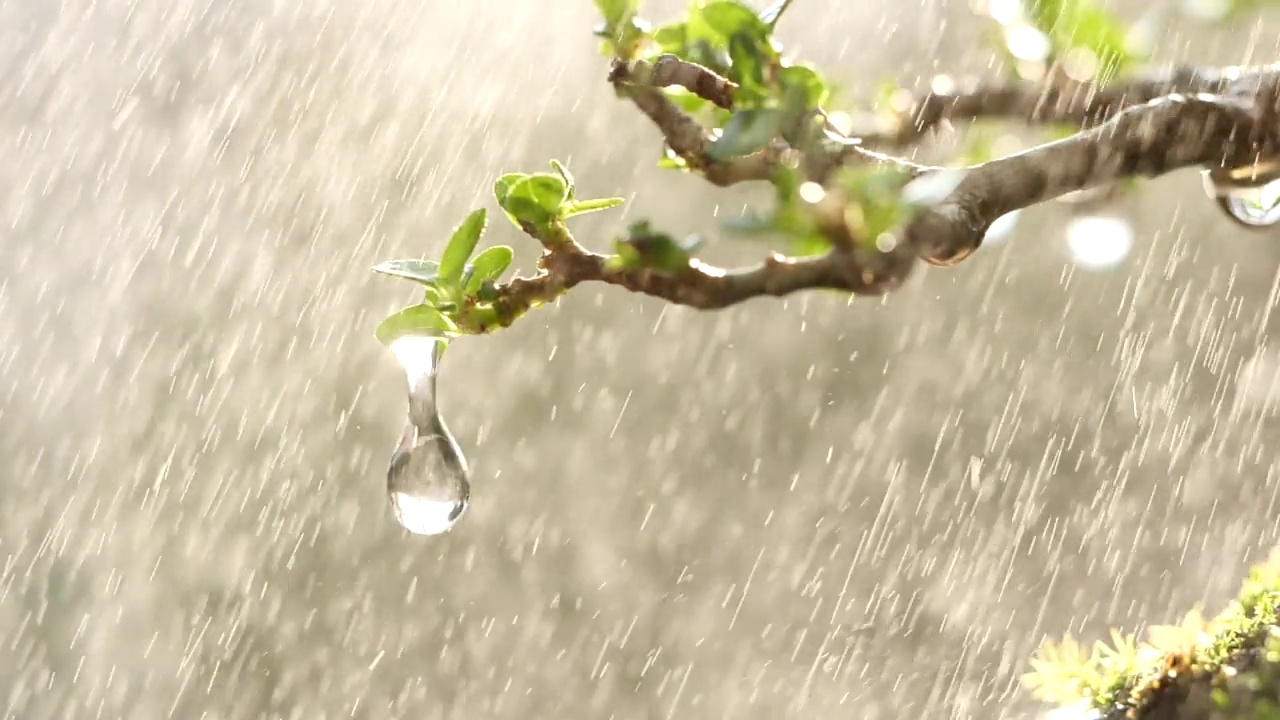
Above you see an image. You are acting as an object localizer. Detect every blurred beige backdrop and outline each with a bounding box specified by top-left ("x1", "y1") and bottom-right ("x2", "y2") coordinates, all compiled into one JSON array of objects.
[{"x1": 5, "y1": 0, "x2": 1280, "y2": 718}]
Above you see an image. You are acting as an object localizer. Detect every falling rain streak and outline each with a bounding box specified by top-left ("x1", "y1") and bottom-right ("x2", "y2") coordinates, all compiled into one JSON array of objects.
[{"x1": 386, "y1": 336, "x2": 471, "y2": 536}]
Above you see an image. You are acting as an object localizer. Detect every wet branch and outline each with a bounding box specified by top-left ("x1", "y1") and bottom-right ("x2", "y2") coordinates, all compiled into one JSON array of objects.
[
  {"x1": 907, "y1": 89, "x2": 1280, "y2": 264},
  {"x1": 475, "y1": 65, "x2": 1280, "y2": 317},
  {"x1": 609, "y1": 57, "x2": 783, "y2": 186},
  {"x1": 486, "y1": 222, "x2": 916, "y2": 324},
  {"x1": 866, "y1": 64, "x2": 1258, "y2": 147}
]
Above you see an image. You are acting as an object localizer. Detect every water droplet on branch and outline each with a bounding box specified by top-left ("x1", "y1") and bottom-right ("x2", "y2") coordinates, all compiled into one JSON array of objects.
[
  {"x1": 385, "y1": 336, "x2": 470, "y2": 536},
  {"x1": 982, "y1": 210, "x2": 1021, "y2": 246},
  {"x1": 1215, "y1": 178, "x2": 1280, "y2": 229}
]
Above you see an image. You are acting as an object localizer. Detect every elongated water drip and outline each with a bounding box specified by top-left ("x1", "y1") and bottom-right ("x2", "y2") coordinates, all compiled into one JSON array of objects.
[{"x1": 385, "y1": 336, "x2": 470, "y2": 536}]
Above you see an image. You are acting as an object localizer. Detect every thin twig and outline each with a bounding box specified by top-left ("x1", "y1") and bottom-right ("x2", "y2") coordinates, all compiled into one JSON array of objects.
[{"x1": 609, "y1": 57, "x2": 781, "y2": 186}]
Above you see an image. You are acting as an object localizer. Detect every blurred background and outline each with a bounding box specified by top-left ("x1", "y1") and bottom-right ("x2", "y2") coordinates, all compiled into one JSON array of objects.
[{"x1": 4, "y1": 0, "x2": 1280, "y2": 717}]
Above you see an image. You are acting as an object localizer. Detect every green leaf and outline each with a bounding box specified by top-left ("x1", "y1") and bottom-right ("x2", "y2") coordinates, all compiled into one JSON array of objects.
[
  {"x1": 464, "y1": 245, "x2": 514, "y2": 295},
  {"x1": 438, "y1": 209, "x2": 487, "y2": 288},
  {"x1": 684, "y1": 38, "x2": 732, "y2": 76},
  {"x1": 494, "y1": 173, "x2": 527, "y2": 207},
  {"x1": 375, "y1": 304, "x2": 458, "y2": 345},
  {"x1": 837, "y1": 165, "x2": 915, "y2": 244},
  {"x1": 699, "y1": 1, "x2": 772, "y2": 43},
  {"x1": 609, "y1": 221, "x2": 699, "y2": 273},
  {"x1": 594, "y1": 0, "x2": 637, "y2": 28},
  {"x1": 759, "y1": 0, "x2": 796, "y2": 29},
  {"x1": 550, "y1": 159, "x2": 576, "y2": 200},
  {"x1": 474, "y1": 280, "x2": 500, "y2": 303},
  {"x1": 706, "y1": 108, "x2": 782, "y2": 160},
  {"x1": 789, "y1": 233, "x2": 830, "y2": 257},
  {"x1": 497, "y1": 173, "x2": 570, "y2": 231},
  {"x1": 658, "y1": 144, "x2": 691, "y2": 170},
  {"x1": 523, "y1": 174, "x2": 570, "y2": 211},
  {"x1": 372, "y1": 259, "x2": 441, "y2": 286},
  {"x1": 664, "y1": 87, "x2": 712, "y2": 116},
  {"x1": 653, "y1": 22, "x2": 688, "y2": 54},
  {"x1": 562, "y1": 197, "x2": 626, "y2": 219},
  {"x1": 727, "y1": 33, "x2": 767, "y2": 103},
  {"x1": 778, "y1": 65, "x2": 828, "y2": 110},
  {"x1": 1022, "y1": 0, "x2": 1137, "y2": 79}
]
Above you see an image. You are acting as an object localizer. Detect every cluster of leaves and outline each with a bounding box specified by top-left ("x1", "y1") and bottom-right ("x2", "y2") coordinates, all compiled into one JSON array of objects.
[
  {"x1": 373, "y1": 0, "x2": 1265, "y2": 342},
  {"x1": 373, "y1": 160, "x2": 625, "y2": 345},
  {"x1": 1024, "y1": 550, "x2": 1280, "y2": 713},
  {"x1": 1018, "y1": 0, "x2": 1141, "y2": 82},
  {"x1": 600, "y1": 0, "x2": 919, "y2": 259},
  {"x1": 599, "y1": 0, "x2": 832, "y2": 157}
]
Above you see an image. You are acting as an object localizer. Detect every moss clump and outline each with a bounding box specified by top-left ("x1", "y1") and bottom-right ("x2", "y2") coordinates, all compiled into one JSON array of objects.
[{"x1": 1023, "y1": 550, "x2": 1280, "y2": 719}]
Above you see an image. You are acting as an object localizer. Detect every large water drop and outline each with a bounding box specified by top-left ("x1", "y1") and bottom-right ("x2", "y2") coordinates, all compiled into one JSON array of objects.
[
  {"x1": 1220, "y1": 179, "x2": 1280, "y2": 229},
  {"x1": 982, "y1": 209, "x2": 1021, "y2": 246},
  {"x1": 1202, "y1": 168, "x2": 1280, "y2": 229},
  {"x1": 385, "y1": 336, "x2": 470, "y2": 536}
]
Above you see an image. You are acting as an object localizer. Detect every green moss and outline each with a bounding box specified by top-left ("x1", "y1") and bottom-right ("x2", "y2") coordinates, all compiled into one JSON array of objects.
[{"x1": 1024, "y1": 550, "x2": 1280, "y2": 718}]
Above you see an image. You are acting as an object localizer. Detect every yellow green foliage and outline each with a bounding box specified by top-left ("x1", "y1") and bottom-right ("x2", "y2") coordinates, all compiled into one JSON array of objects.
[{"x1": 1023, "y1": 550, "x2": 1280, "y2": 714}]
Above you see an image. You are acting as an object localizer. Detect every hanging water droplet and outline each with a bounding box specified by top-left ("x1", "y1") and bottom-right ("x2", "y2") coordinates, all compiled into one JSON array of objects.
[
  {"x1": 1064, "y1": 214, "x2": 1133, "y2": 269},
  {"x1": 1218, "y1": 178, "x2": 1280, "y2": 228},
  {"x1": 385, "y1": 336, "x2": 470, "y2": 536},
  {"x1": 982, "y1": 209, "x2": 1021, "y2": 246}
]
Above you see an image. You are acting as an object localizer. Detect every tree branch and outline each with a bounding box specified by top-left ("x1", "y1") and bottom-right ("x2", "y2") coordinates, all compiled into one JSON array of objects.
[
  {"x1": 609, "y1": 57, "x2": 782, "y2": 186},
  {"x1": 480, "y1": 221, "x2": 916, "y2": 329},
  {"x1": 474, "y1": 68, "x2": 1280, "y2": 320},
  {"x1": 863, "y1": 65, "x2": 1246, "y2": 145},
  {"x1": 908, "y1": 88, "x2": 1280, "y2": 264}
]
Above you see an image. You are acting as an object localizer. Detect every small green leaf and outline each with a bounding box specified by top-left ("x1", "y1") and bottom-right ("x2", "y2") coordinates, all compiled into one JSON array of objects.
[
  {"x1": 438, "y1": 209, "x2": 488, "y2": 288},
  {"x1": 494, "y1": 173, "x2": 527, "y2": 207},
  {"x1": 422, "y1": 284, "x2": 447, "y2": 305},
  {"x1": 837, "y1": 165, "x2": 914, "y2": 244},
  {"x1": 759, "y1": 0, "x2": 796, "y2": 29},
  {"x1": 474, "y1": 279, "x2": 500, "y2": 303},
  {"x1": 683, "y1": 37, "x2": 732, "y2": 76},
  {"x1": 525, "y1": 175, "x2": 569, "y2": 209},
  {"x1": 706, "y1": 108, "x2": 782, "y2": 160},
  {"x1": 375, "y1": 304, "x2": 458, "y2": 345},
  {"x1": 497, "y1": 173, "x2": 570, "y2": 231},
  {"x1": 594, "y1": 0, "x2": 637, "y2": 28},
  {"x1": 789, "y1": 233, "x2": 830, "y2": 257},
  {"x1": 664, "y1": 87, "x2": 712, "y2": 115},
  {"x1": 699, "y1": 1, "x2": 772, "y2": 43},
  {"x1": 653, "y1": 22, "x2": 688, "y2": 54},
  {"x1": 464, "y1": 245, "x2": 514, "y2": 295},
  {"x1": 562, "y1": 197, "x2": 626, "y2": 219},
  {"x1": 727, "y1": 33, "x2": 767, "y2": 103},
  {"x1": 372, "y1": 259, "x2": 440, "y2": 286},
  {"x1": 658, "y1": 154, "x2": 689, "y2": 171},
  {"x1": 1021, "y1": 0, "x2": 1137, "y2": 79},
  {"x1": 550, "y1": 159, "x2": 576, "y2": 200},
  {"x1": 778, "y1": 64, "x2": 828, "y2": 110},
  {"x1": 609, "y1": 221, "x2": 698, "y2": 273}
]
